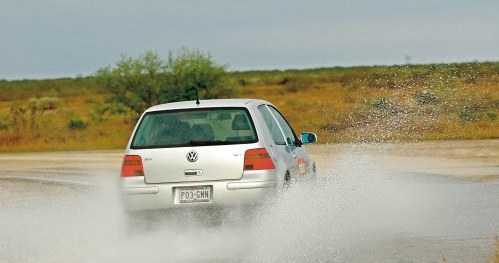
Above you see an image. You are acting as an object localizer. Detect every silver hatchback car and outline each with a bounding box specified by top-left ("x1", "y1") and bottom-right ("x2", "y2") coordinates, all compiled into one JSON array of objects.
[{"x1": 121, "y1": 99, "x2": 317, "y2": 213}]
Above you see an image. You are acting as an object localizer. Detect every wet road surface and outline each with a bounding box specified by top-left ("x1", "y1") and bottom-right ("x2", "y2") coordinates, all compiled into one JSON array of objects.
[{"x1": 0, "y1": 140, "x2": 498, "y2": 262}]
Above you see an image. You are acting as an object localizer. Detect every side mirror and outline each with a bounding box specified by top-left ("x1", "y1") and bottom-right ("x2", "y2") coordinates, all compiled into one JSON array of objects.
[{"x1": 300, "y1": 132, "x2": 317, "y2": 144}]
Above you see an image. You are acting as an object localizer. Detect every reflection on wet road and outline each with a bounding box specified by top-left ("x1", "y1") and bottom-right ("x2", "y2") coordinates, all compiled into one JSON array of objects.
[{"x1": 0, "y1": 141, "x2": 498, "y2": 262}]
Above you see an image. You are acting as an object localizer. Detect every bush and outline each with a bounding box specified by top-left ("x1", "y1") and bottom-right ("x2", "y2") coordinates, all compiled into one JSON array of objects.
[
  {"x1": 27, "y1": 97, "x2": 62, "y2": 111},
  {"x1": 487, "y1": 112, "x2": 497, "y2": 121},
  {"x1": 371, "y1": 98, "x2": 392, "y2": 110},
  {"x1": 0, "y1": 122, "x2": 8, "y2": 131},
  {"x1": 283, "y1": 76, "x2": 313, "y2": 93},
  {"x1": 68, "y1": 119, "x2": 87, "y2": 130},
  {"x1": 95, "y1": 49, "x2": 232, "y2": 117},
  {"x1": 415, "y1": 90, "x2": 439, "y2": 105},
  {"x1": 27, "y1": 98, "x2": 37, "y2": 109},
  {"x1": 237, "y1": 79, "x2": 248, "y2": 86},
  {"x1": 342, "y1": 82, "x2": 357, "y2": 92},
  {"x1": 0, "y1": 113, "x2": 10, "y2": 131},
  {"x1": 458, "y1": 107, "x2": 479, "y2": 123}
]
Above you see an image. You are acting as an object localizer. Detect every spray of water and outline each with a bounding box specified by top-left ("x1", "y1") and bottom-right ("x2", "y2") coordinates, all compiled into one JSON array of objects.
[{"x1": 1, "y1": 144, "x2": 495, "y2": 262}]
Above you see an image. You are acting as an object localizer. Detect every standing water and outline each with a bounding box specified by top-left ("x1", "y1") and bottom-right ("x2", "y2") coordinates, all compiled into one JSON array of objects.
[{"x1": 0, "y1": 142, "x2": 498, "y2": 262}]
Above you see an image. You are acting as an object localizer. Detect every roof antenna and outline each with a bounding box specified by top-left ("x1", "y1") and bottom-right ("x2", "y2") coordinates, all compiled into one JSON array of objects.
[
  {"x1": 194, "y1": 87, "x2": 200, "y2": 105},
  {"x1": 192, "y1": 69, "x2": 200, "y2": 105}
]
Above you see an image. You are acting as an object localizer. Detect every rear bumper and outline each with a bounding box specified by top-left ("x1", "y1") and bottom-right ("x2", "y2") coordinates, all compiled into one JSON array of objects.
[{"x1": 121, "y1": 177, "x2": 277, "y2": 211}]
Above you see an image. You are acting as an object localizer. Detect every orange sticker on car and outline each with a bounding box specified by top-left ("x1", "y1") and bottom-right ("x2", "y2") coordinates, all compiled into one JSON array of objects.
[{"x1": 297, "y1": 157, "x2": 306, "y2": 176}]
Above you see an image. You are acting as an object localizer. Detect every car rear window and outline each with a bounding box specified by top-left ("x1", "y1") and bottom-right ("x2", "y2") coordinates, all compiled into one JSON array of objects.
[{"x1": 131, "y1": 108, "x2": 258, "y2": 149}]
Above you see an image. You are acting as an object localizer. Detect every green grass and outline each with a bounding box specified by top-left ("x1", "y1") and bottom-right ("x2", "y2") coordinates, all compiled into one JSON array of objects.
[{"x1": 0, "y1": 61, "x2": 498, "y2": 152}]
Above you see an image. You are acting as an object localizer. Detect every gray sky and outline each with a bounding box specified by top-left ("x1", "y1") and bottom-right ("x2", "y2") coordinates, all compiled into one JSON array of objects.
[{"x1": 1, "y1": 0, "x2": 498, "y2": 80}]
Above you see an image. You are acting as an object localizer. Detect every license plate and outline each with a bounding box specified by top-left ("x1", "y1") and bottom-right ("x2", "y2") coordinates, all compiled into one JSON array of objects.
[{"x1": 176, "y1": 186, "x2": 211, "y2": 204}]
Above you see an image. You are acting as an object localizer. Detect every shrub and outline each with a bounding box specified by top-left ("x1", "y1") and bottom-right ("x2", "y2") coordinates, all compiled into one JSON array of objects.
[
  {"x1": 342, "y1": 82, "x2": 357, "y2": 92},
  {"x1": 0, "y1": 122, "x2": 8, "y2": 131},
  {"x1": 491, "y1": 99, "x2": 499, "y2": 109},
  {"x1": 39, "y1": 97, "x2": 62, "y2": 110},
  {"x1": 95, "y1": 49, "x2": 232, "y2": 117},
  {"x1": 27, "y1": 97, "x2": 62, "y2": 111},
  {"x1": 283, "y1": 76, "x2": 313, "y2": 93},
  {"x1": 487, "y1": 112, "x2": 497, "y2": 121},
  {"x1": 371, "y1": 98, "x2": 392, "y2": 110},
  {"x1": 68, "y1": 119, "x2": 87, "y2": 130},
  {"x1": 237, "y1": 79, "x2": 248, "y2": 86},
  {"x1": 415, "y1": 90, "x2": 439, "y2": 105},
  {"x1": 84, "y1": 98, "x2": 98, "y2": 104},
  {"x1": 27, "y1": 98, "x2": 38, "y2": 110},
  {"x1": 458, "y1": 107, "x2": 479, "y2": 123},
  {"x1": 0, "y1": 113, "x2": 8, "y2": 131}
]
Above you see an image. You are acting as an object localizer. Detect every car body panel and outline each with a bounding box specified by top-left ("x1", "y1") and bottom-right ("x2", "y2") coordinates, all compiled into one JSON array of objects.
[
  {"x1": 138, "y1": 145, "x2": 248, "y2": 184},
  {"x1": 121, "y1": 99, "x2": 316, "y2": 212}
]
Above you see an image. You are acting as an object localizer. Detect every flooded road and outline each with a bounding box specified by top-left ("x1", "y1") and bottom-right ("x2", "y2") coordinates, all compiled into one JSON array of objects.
[{"x1": 0, "y1": 140, "x2": 498, "y2": 262}]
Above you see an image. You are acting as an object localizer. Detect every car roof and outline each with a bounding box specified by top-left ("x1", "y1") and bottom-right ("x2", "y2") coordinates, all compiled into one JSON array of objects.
[{"x1": 146, "y1": 99, "x2": 273, "y2": 112}]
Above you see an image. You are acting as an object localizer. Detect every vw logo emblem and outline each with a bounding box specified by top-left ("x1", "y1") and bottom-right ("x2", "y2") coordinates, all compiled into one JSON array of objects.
[{"x1": 186, "y1": 150, "x2": 199, "y2": 162}]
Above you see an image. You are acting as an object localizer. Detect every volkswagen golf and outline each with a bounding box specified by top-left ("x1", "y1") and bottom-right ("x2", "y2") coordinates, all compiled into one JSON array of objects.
[{"x1": 121, "y1": 99, "x2": 317, "y2": 214}]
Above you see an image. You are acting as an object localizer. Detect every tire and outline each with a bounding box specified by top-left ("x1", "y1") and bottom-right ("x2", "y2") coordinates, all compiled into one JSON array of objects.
[{"x1": 283, "y1": 170, "x2": 291, "y2": 188}]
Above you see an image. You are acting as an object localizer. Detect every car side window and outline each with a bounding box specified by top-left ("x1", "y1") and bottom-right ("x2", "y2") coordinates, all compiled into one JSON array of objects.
[
  {"x1": 268, "y1": 106, "x2": 297, "y2": 145},
  {"x1": 257, "y1": 105, "x2": 286, "y2": 145}
]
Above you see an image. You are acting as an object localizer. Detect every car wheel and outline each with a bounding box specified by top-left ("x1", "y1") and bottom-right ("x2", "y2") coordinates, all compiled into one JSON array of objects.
[{"x1": 283, "y1": 170, "x2": 291, "y2": 188}]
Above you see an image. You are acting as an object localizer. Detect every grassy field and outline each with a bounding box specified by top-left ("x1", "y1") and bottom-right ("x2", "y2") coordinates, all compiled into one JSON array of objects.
[
  {"x1": 0, "y1": 62, "x2": 498, "y2": 152},
  {"x1": 493, "y1": 238, "x2": 499, "y2": 263}
]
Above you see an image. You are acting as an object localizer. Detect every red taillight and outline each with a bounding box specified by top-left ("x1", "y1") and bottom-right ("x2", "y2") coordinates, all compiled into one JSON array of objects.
[
  {"x1": 121, "y1": 155, "x2": 145, "y2": 177},
  {"x1": 244, "y1": 148, "x2": 275, "y2": 171}
]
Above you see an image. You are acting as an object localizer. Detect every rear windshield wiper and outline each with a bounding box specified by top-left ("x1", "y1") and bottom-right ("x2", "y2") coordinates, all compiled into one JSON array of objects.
[
  {"x1": 189, "y1": 141, "x2": 225, "y2": 146},
  {"x1": 188, "y1": 140, "x2": 222, "y2": 146}
]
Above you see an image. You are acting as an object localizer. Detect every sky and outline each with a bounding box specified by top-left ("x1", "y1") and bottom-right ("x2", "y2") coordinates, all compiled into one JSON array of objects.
[{"x1": 1, "y1": 0, "x2": 498, "y2": 80}]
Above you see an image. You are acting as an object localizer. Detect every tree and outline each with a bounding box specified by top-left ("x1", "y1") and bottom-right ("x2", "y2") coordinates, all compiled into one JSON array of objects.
[{"x1": 95, "y1": 48, "x2": 234, "y2": 117}]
